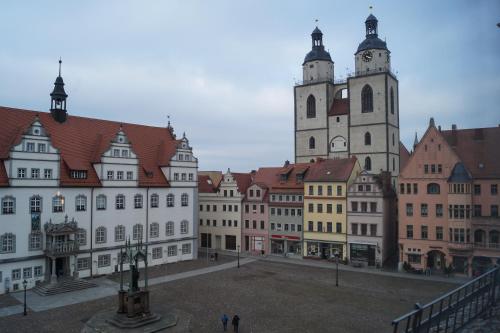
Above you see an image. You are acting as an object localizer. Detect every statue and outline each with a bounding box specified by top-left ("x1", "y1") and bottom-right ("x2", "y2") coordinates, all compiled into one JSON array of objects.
[{"x1": 130, "y1": 264, "x2": 139, "y2": 292}]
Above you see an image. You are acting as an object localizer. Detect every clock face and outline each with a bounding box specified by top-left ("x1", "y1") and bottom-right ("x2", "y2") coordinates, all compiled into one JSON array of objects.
[{"x1": 362, "y1": 50, "x2": 373, "y2": 62}]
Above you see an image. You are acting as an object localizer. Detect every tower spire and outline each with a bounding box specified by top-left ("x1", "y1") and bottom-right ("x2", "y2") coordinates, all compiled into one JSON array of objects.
[
  {"x1": 58, "y1": 58, "x2": 62, "y2": 77},
  {"x1": 50, "y1": 59, "x2": 68, "y2": 123}
]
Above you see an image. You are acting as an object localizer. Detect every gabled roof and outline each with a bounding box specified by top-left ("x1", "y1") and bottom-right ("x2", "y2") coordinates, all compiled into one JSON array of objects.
[
  {"x1": 198, "y1": 171, "x2": 223, "y2": 188},
  {"x1": 232, "y1": 172, "x2": 253, "y2": 194},
  {"x1": 0, "y1": 106, "x2": 179, "y2": 187},
  {"x1": 399, "y1": 142, "x2": 410, "y2": 171},
  {"x1": 198, "y1": 175, "x2": 217, "y2": 193},
  {"x1": 305, "y1": 157, "x2": 358, "y2": 182},
  {"x1": 328, "y1": 99, "x2": 349, "y2": 116},
  {"x1": 441, "y1": 127, "x2": 500, "y2": 179}
]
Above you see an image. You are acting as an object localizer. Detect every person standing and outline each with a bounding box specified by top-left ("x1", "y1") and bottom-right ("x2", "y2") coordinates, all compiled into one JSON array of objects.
[
  {"x1": 232, "y1": 314, "x2": 240, "y2": 332},
  {"x1": 221, "y1": 314, "x2": 229, "y2": 331}
]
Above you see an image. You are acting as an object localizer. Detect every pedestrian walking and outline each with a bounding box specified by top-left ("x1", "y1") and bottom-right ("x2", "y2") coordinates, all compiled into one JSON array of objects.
[
  {"x1": 221, "y1": 313, "x2": 229, "y2": 331},
  {"x1": 232, "y1": 314, "x2": 240, "y2": 332},
  {"x1": 215, "y1": 251, "x2": 218, "y2": 261}
]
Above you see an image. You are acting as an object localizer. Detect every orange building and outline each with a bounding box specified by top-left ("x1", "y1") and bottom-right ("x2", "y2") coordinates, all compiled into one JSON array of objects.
[{"x1": 398, "y1": 119, "x2": 500, "y2": 276}]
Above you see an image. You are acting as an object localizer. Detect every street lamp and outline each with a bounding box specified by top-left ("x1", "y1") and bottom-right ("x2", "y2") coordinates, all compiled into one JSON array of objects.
[
  {"x1": 237, "y1": 245, "x2": 240, "y2": 268},
  {"x1": 22, "y1": 279, "x2": 28, "y2": 316},
  {"x1": 334, "y1": 251, "x2": 339, "y2": 287}
]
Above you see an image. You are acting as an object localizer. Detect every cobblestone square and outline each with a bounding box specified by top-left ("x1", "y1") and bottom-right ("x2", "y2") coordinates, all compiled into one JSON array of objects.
[{"x1": 0, "y1": 259, "x2": 456, "y2": 333}]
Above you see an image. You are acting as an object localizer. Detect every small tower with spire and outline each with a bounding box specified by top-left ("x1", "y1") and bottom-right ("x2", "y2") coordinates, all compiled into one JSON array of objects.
[
  {"x1": 302, "y1": 25, "x2": 333, "y2": 83},
  {"x1": 50, "y1": 59, "x2": 68, "y2": 123}
]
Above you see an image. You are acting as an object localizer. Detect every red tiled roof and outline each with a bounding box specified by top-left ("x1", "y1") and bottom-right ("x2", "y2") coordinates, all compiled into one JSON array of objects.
[
  {"x1": 328, "y1": 98, "x2": 349, "y2": 116},
  {"x1": 399, "y1": 142, "x2": 410, "y2": 171},
  {"x1": 304, "y1": 157, "x2": 358, "y2": 182},
  {"x1": 0, "y1": 106, "x2": 178, "y2": 187},
  {"x1": 232, "y1": 172, "x2": 253, "y2": 194},
  {"x1": 198, "y1": 175, "x2": 217, "y2": 193},
  {"x1": 441, "y1": 127, "x2": 500, "y2": 179},
  {"x1": 268, "y1": 162, "x2": 313, "y2": 191}
]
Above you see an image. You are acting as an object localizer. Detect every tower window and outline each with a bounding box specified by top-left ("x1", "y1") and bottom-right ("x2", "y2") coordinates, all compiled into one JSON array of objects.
[
  {"x1": 361, "y1": 85, "x2": 373, "y2": 113},
  {"x1": 364, "y1": 157, "x2": 372, "y2": 171},
  {"x1": 306, "y1": 95, "x2": 316, "y2": 118},
  {"x1": 309, "y1": 137, "x2": 315, "y2": 149},
  {"x1": 390, "y1": 87, "x2": 395, "y2": 114},
  {"x1": 364, "y1": 132, "x2": 371, "y2": 146}
]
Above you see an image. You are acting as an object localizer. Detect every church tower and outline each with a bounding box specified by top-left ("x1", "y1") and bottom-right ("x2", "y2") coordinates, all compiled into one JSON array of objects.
[
  {"x1": 50, "y1": 59, "x2": 68, "y2": 123},
  {"x1": 294, "y1": 27, "x2": 335, "y2": 162},
  {"x1": 348, "y1": 13, "x2": 400, "y2": 183}
]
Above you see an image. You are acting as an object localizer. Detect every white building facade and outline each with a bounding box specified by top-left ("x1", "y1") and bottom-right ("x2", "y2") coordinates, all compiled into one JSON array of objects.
[{"x1": 0, "y1": 70, "x2": 198, "y2": 294}]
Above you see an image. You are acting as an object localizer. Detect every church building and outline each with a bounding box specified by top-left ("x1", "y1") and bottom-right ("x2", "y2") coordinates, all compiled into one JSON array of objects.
[
  {"x1": 294, "y1": 14, "x2": 400, "y2": 184},
  {"x1": 0, "y1": 62, "x2": 199, "y2": 294}
]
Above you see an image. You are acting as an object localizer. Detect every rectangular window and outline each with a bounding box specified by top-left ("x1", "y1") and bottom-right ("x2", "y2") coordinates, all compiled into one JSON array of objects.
[
  {"x1": 308, "y1": 221, "x2": 313, "y2": 232},
  {"x1": 77, "y1": 258, "x2": 90, "y2": 271},
  {"x1": 260, "y1": 205, "x2": 264, "y2": 214},
  {"x1": 421, "y1": 225, "x2": 428, "y2": 239},
  {"x1": 31, "y1": 168, "x2": 40, "y2": 179},
  {"x1": 116, "y1": 171, "x2": 123, "y2": 180},
  {"x1": 336, "y1": 223, "x2": 342, "y2": 233},
  {"x1": 270, "y1": 223, "x2": 275, "y2": 231},
  {"x1": 317, "y1": 222, "x2": 323, "y2": 232},
  {"x1": 297, "y1": 209, "x2": 302, "y2": 216},
  {"x1": 336, "y1": 186, "x2": 342, "y2": 196},
  {"x1": 44, "y1": 169, "x2": 52, "y2": 179},
  {"x1": 12, "y1": 269, "x2": 21, "y2": 280},
  {"x1": 438, "y1": 164, "x2": 442, "y2": 173},
  {"x1": 370, "y1": 224, "x2": 377, "y2": 236},
  {"x1": 407, "y1": 225, "x2": 413, "y2": 239},
  {"x1": 29, "y1": 233, "x2": 42, "y2": 250},
  {"x1": 2, "y1": 197, "x2": 15, "y2": 215},
  {"x1": 308, "y1": 203, "x2": 314, "y2": 213},
  {"x1": 370, "y1": 202, "x2": 377, "y2": 213},
  {"x1": 408, "y1": 254, "x2": 421, "y2": 264},
  {"x1": 421, "y1": 203, "x2": 428, "y2": 217},
  {"x1": 126, "y1": 171, "x2": 133, "y2": 180},
  {"x1": 182, "y1": 243, "x2": 191, "y2": 254},
  {"x1": 327, "y1": 222, "x2": 333, "y2": 233},
  {"x1": 436, "y1": 226, "x2": 443, "y2": 240},
  {"x1": 361, "y1": 202, "x2": 367, "y2": 212},
  {"x1": 492, "y1": 205, "x2": 499, "y2": 217},
  {"x1": 351, "y1": 202, "x2": 358, "y2": 212},
  {"x1": 361, "y1": 224, "x2": 367, "y2": 235},
  {"x1": 34, "y1": 265, "x2": 43, "y2": 277},
  {"x1": 474, "y1": 184, "x2": 481, "y2": 195},
  {"x1": 431, "y1": 164, "x2": 436, "y2": 173},
  {"x1": 406, "y1": 203, "x2": 413, "y2": 216},
  {"x1": 317, "y1": 204, "x2": 323, "y2": 213},
  {"x1": 352, "y1": 223, "x2": 358, "y2": 235},
  {"x1": 26, "y1": 142, "x2": 35, "y2": 152},
  {"x1": 37, "y1": 143, "x2": 46, "y2": 152},
  {"x1": 406, "y1": 183, "x2": 411, "y2": 194},
  {"x1": 152, "y1": 247, "x2": 162, "y2": 259},
  {"x1": 189, "y1": 173, "x2": 194, "y2": 181},
  {"x1": 474, "y1": 205, "x2": 482, "y2": 217},
  {"x1": 297, "y1": 224, "x2": 302, "y2": 232},
  {"x1": 436, "y1": 204, "x2": 443, "y2": 217},
  {"x1": 336, "y1": 204, "x2": 342, "y2": 214},
  {"x1": 116, "y1": 195, "x2": 125, "y2": 209},
  {"x1": 168, "y1": 245, "x2": 177, "y2": 257},
  {"x1": 424, "y1": 164, "x2": 429, "y2": 174},
  {"x1": 400, "y1": 184, "x2": 405, "y2": 194},
  {"x1": 317, "y1": 186, "x2": 323, "y2": 196},
  {"x1": 260, "y1": 220, "x2": 264, "y2": 229},
  {"x1": 23, "y1": 267, "x2": 32, "y2": 279},
  {"x1": 308, "y1": 186, "x2": 314, "y2": 195},
  {"x1": 327, "y1": 186, "x2": 332, "y2": 196},
  {"x1": 98, "y1": 254, "x2": 111, "y2": 267},
  {"x1": 107, "y1": 170, "x2": 114, "y2": 180},
  {"x1": 327, "y1": 204, "x2": 332, "y2": 213},
  {"x1": 492, "y1": 184, "x2": 498, "y2": 195},
  {"x1": 413, "y1": 183, "x2": 418, "y2": 194}
]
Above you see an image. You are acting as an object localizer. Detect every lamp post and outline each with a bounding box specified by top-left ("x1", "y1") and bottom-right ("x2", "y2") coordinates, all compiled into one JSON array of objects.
[
  {"x1": 237, "y1": 245, "x2": 240, "y2": 268},
  {"x1": 22, "y1": 279, "x2": 28, "y2": 316},
  {"x1": 334, "y1": 251, "x2": 339, "y2": 287}
]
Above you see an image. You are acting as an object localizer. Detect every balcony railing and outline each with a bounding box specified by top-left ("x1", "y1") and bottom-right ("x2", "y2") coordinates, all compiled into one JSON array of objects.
[
  {"x1": 448, "y1": 242, "x2": 474, "y2": 251},
  {"x1": 474, "y1": 242, "x2": 500, "y2": 250},
  {"x1": 44, "y1": 240, "x2": 79, "y2": 256}
]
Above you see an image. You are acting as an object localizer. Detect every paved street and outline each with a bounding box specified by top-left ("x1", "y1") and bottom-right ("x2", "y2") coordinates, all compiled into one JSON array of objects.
[{"x1": 0, "y1": 257, "x2": 457, "y2": 333}]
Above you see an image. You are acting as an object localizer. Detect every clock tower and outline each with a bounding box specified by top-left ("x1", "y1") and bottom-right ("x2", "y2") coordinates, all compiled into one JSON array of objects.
[{"x1": 348, "y1": 13, "x2": 400, "y2": 185}]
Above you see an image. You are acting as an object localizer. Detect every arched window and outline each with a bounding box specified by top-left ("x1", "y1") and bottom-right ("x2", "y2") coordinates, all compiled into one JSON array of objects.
[
  {"x1": 150, "y1": 193, "x2": 159, "y2": 208},
  {"x1": 1, "y1": 196, "x2": 16, "y2": 215},
  {"x1": 115, "y1": 225, "x2": 125, "y2": 242},
  {"x1": 330, "y1": 136, "x2": 347, "y2": 152},
  {"x1": 361, "y1": 85, "x2": 373, "y2": 113},
  {"x1": 427, "y1": 183, "x2": 440, "y2": 194},
  {"x1": 134, "y1": 194, "x2": 143, "y2": 209},
  {"x1": 364, "y1": 132, "x2": 371, "y2": 145},
  {"x1": 364, "y1": 157, "x2": 372, "y2": 171},
  {"x1": 474, "y1": 229, "x2": 485, "y2": 243},
  {"x1": 166, "y1": 221, "x2": 174, "y2": 236},
  {"x1": 390, "y1": 87, "x2": 395, "y2": 114},
  {"x1": 150, "y1": 222, "x2": 159, "y2": 238},
  {"x1": 167, "y1": 194, "x2": 175, "y2": 207},
  {"x1": 133, "y1": 224, "x2": 143, "y2": 240},
  {"x1": 489, "y1": 230, "x2": 499, "y2": 244},
  {"x1": 180, "y1": 220, "x2": 189, "y2": 234},
  {"x1": 52, "y1": 195, "x2": 65, "y2": 213},
  {"x1": 306, "y1": 95, "x2": 316, "y2": 118},
  {"x1": 29, "y1": 195, "x2": 42, "y2": 213},
  {"x1": 0, "y1": 233, "x2": 15, "y2": 253},
  {"x1": 96, "y1": 194, "x2": 107, "y2": 210},
  {"x1": 309, "y1": 137, "x2": 315, "y2": 149},
  {"x1": 96, "y1": 226, "x2": 106, "y2": 244},
  {"x1": 181, "y1": 193, "x2": 189, "y2": 207},
  {"x1": 75, "y1": 195, "x2": 87, "y2": 212}
]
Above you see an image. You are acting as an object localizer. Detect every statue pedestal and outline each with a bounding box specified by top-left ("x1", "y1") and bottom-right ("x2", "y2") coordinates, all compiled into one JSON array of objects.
[{"x1": 108, "y1": 289, "x2": 160, "y2": 328}]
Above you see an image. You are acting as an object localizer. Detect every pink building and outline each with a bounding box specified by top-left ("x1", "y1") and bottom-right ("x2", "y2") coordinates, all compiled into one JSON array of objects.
[
  {"x1": 242, "y1": 168, "x2": 280, "y2": 255},
  {"x1": 399, "y1": 119, "x2": 500, "y2": 276}
]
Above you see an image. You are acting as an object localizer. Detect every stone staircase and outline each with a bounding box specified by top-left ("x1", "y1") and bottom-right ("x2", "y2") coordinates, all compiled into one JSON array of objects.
[{"x1": 33, "y1": 278, "x2": 97, "y2": 296}]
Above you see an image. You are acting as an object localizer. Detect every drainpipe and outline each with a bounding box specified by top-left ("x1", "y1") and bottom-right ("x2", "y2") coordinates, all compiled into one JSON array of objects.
[{"x1": 90, "y1": 187, "x2": 94, "y2": 278}]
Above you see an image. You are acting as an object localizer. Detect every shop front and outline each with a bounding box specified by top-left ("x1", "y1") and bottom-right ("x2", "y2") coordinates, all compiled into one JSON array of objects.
[
  {"x1": 306, "y1": 241, "x2": 344, "y2": 260},
  {"x1": 270, "y1": 235, "x2": 301, "y2": 257},
  {"x1": 349, "y1": 243, "x2": 376, "y2": 266}
]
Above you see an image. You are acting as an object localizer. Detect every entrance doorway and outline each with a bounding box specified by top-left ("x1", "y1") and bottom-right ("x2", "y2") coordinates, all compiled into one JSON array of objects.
[{"x1": 427, "y1": 250, "x2": 445, "y2": 271}]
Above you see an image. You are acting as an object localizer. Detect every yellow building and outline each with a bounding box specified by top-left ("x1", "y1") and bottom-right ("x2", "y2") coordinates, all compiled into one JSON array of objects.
[{"x1": 303, "y1": 157, "x2": 360, "y2": 260}]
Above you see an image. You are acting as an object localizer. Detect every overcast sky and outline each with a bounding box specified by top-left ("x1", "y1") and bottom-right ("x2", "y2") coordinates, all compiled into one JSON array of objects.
[{"x1": 1, "y1": 1, "x2": 499, "y2": 172}]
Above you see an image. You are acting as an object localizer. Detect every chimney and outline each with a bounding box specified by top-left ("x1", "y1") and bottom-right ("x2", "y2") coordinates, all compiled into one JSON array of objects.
[
  {"x1": 452, "y1": 124, "x2": 457, "y2": 130},
  {"x1": 284, "y1": 160, "x2": 290, "y2": 167}
]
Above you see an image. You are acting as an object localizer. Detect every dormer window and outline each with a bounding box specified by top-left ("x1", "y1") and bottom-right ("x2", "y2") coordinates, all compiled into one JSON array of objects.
[
  {"x1": 26, "y1": 142, "x2": 35, "y2": 152},
  {"x1": 126, "y1": 171, "x2": 133, "y2": 180},
  {"x1": 185, "y1": 154, "x2": 190, "y2": 161},
  {"x1": 107, "y1": 171, "x2": 114, "y2": 180},
  {"x1": 38, "y1": 143, "x2": 46, "y2": 153},
  {"x1": 121, "y1": 149, "x2": 128, "y2": 157},
  {"x1": 179, "y1": 154, "x2": 184, "y2": 161},
  {"x1": 70, "y1": 170, "x2": 87, "y2": 179},
  {"x1": 113, "y1": 149, "x2": 120, "y2": 157}
]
